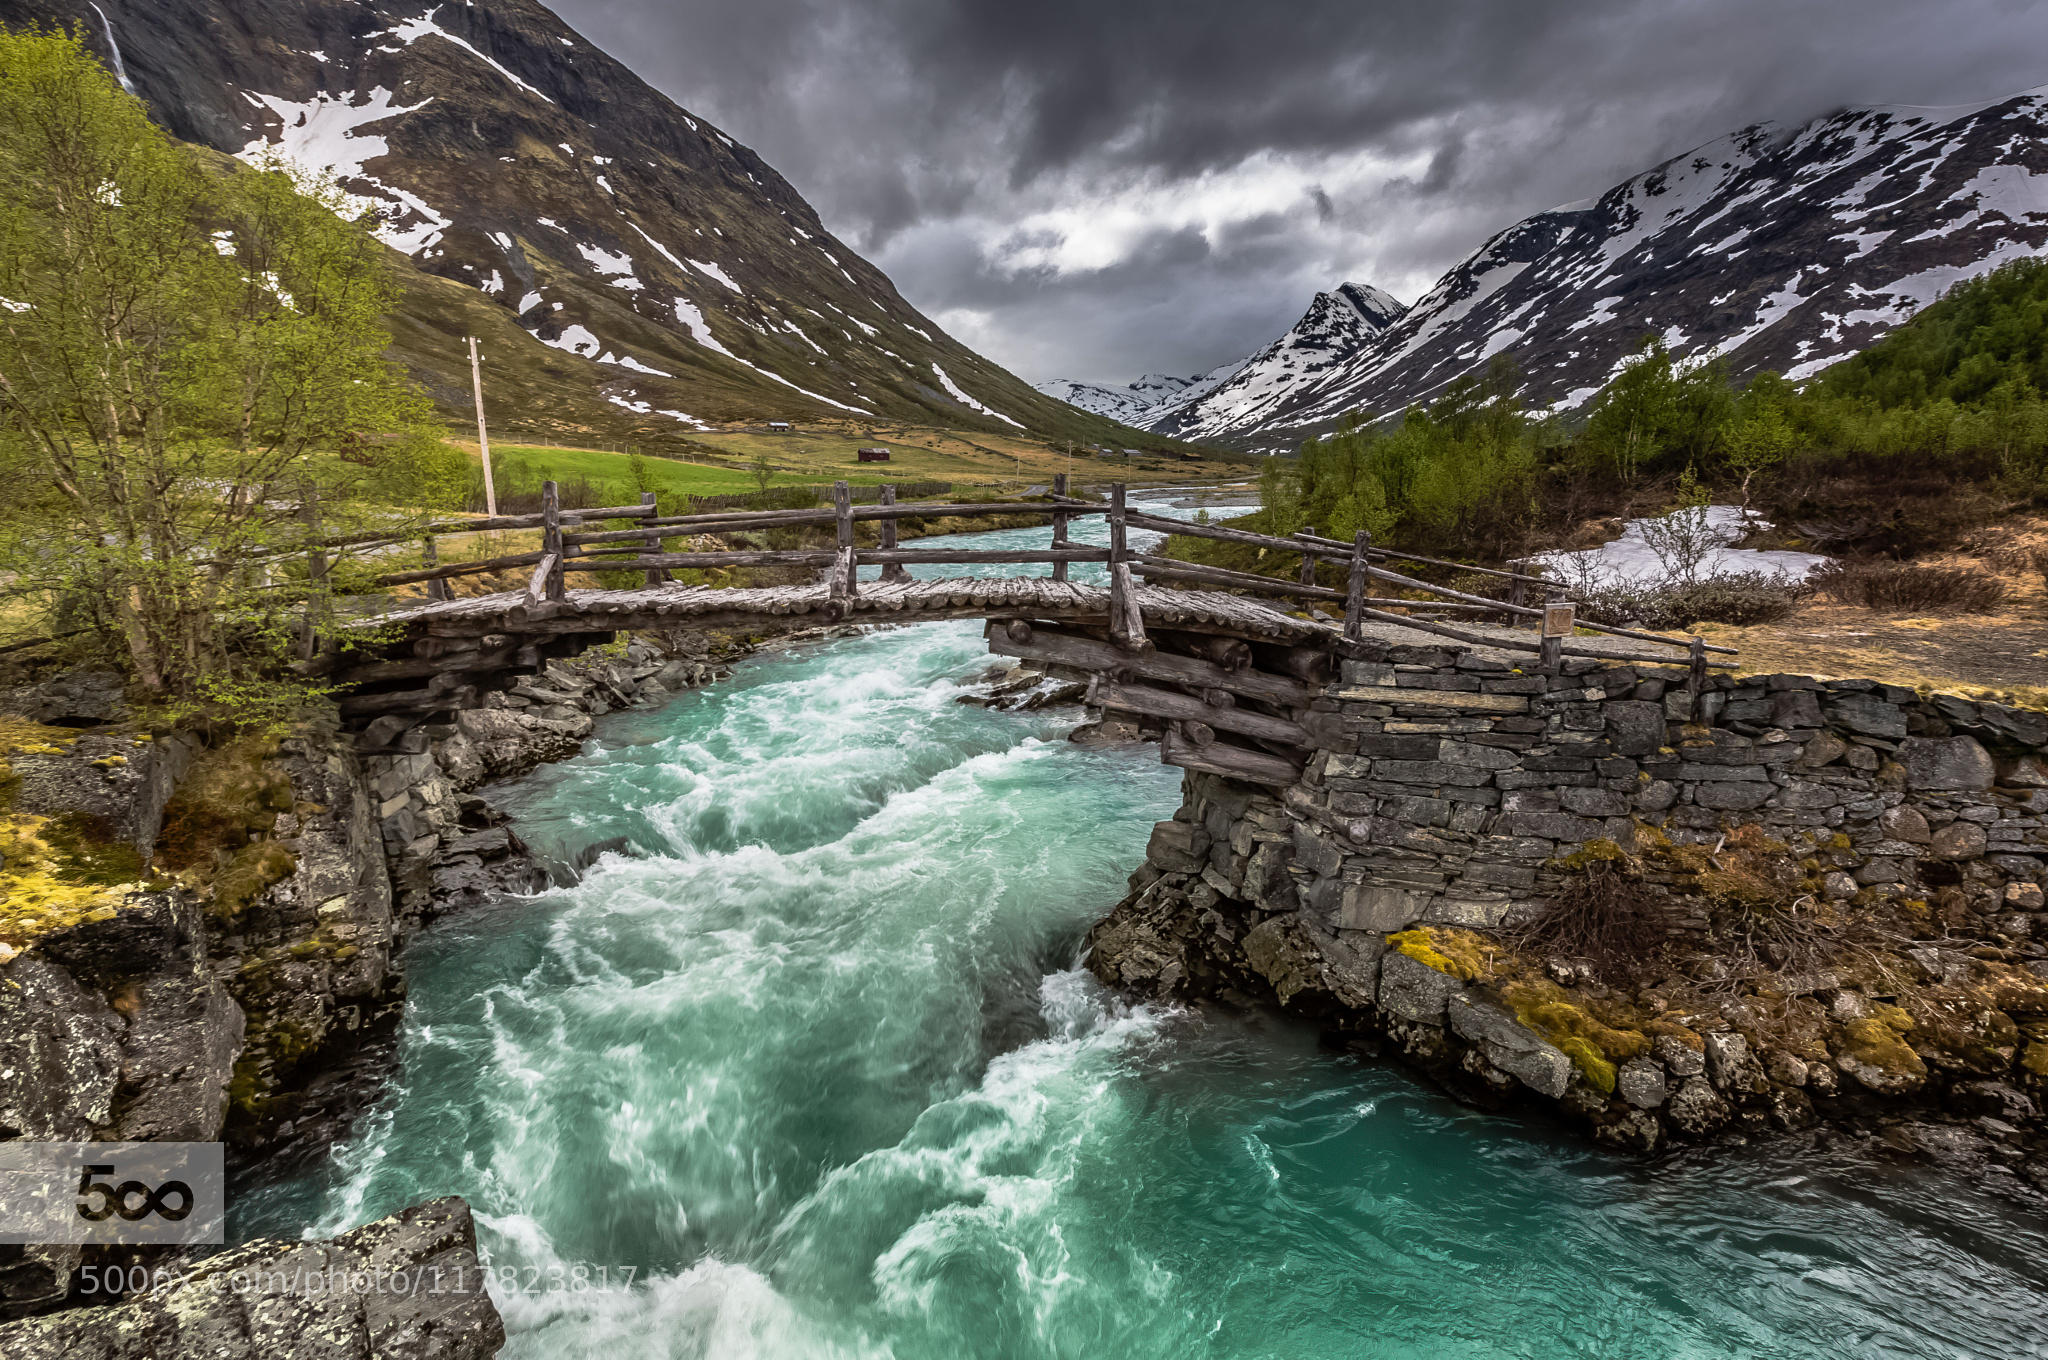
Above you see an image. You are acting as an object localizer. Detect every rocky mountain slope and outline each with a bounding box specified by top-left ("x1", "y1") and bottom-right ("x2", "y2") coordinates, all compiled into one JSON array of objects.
[
  {"x1": 1146, "y1": 282, "x2": 1406, "y2": 439},
  {"x1": 1156, "y1": 85, "x2": 2048, "y2": 448},
  {"x1": 1034, "y1": 360, "x2": 1247, "y2": 428},
  {"x1": 7, "y1": 0, "x2": 1169, "y2": 448}
]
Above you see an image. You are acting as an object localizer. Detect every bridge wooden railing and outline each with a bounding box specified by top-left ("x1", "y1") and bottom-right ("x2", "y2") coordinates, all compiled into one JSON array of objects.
[{"x1": 315, "y1": 475, "x2": 1729, "y2": 675}]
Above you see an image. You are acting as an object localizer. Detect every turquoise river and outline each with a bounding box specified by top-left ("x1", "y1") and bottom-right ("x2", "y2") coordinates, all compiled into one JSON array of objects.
[{"x1": 236, "y1": 493, "x2": 2048, "y2": 1358}]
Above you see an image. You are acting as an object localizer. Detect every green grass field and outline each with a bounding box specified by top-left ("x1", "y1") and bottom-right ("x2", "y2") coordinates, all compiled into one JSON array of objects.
[{"x1": 455, "y1": 418, "x2": 1253, "y2": 504}]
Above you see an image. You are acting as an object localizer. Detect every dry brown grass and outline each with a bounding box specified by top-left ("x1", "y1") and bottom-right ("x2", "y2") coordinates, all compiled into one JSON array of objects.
[
  {"x1": 1698, "y1": 512, "x2": 2048, "y2": 707},
  {"x1": 1810, "y1": 561, "x2": 2009, "y2": 613}
]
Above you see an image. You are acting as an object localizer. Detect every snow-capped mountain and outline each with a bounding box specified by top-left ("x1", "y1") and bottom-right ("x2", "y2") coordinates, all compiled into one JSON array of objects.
[
  {"x1": 1147, "y1": 283, "x2": 1405, "y2": 439},
  {"x1": 12, "y1": 0, "x2": 1158, "y2": 443},
  {"x1": 1165, "y1": 85, "x2": 2048, "y2": 446},
  {"x1": 1034, "y1": 359, "x2": 1245, "y2": 427}
]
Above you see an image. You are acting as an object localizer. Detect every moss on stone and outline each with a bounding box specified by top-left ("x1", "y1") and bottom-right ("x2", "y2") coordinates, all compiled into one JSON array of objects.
[
  {"x1": 2023, "y1": 1042, "x2": 2048, "y2": 1077},
  {"x1": 1387, "y1": 926, "x2": 1499, "y2": 981},
  {"x1": 211, "y1": 841, "x2": 297, "y2": 921},
  {"x1": 0, "y1": 808, "x2": 147, "y2": 948},
  {"x1": 1500, "y1": 977, "x2": 1652, "y2": 1094},
  {"x1": 1551, "y1": 838, "x2": 1631, "y2": 871},
  {"x1": 1837, "y1": 1016, "x2": 1927, "y2": 1082},
  {"x1": 156, "y1": 735, "x2": 294, "y2": 875}
]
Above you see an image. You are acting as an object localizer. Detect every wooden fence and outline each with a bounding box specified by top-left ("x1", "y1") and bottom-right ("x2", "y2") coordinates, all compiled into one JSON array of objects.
[{"x1": 333, "y1": 476, "x2": 1730, "y2": 676}]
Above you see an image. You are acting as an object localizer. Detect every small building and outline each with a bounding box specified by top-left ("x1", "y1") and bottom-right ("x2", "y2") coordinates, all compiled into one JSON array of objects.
[
  {"x1": 766, "y1": 420, "x2": 794, "y2": 433},
  {"x1": 856, "y1": 446, "x2": 891, "y2": 462},
  {"x1": 1120, "y1": 448, "x2": 1141, "y2": 458}
]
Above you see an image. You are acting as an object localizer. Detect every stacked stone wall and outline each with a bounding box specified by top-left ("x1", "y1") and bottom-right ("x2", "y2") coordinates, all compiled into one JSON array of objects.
[{"x1": 1095, "y1": 639, "x2": 2048, "y2": 1154}]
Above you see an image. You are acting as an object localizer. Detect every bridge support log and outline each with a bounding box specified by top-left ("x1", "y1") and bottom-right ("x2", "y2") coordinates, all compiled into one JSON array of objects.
[
  {"x1": 1085, "y1": 675, "x2": 1309, "y2": 746},
  {"x1": 1107, "y1": 485, "x2": 1148, "y2": 652},
  {"x1": 985, "y1": 621, "x2": 1311, "y2": 706},
  {"x1": 1343, "y1": 528, "x2": 1370, "y2": 642},
  {"x1": 1160, "y1": 724, "x2": 1302, "y2": 787},
  {"x1": 641, "y1": 491, "x2": 669, "y2": 587},
  {"x1": 831, "y1": 481, "x2": 859, "y2": 599}
]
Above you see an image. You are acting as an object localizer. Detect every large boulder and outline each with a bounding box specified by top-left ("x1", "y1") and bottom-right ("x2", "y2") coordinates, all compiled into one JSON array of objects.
[
  {"x1": 0, "y1": 1198, "x2": 504, "y2": 1360},
  {"x1": 1898, "y1": 736, "x2": 1996, "y2": 792}
]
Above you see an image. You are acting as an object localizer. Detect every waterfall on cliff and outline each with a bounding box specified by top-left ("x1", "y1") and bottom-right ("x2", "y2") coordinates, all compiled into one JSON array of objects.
[{"x1": 88, "y1": 3, "x2": 136, "y2": 94}]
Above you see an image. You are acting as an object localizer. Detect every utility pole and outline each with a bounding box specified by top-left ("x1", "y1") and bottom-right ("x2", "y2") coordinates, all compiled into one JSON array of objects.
[{"x1": 468, "y1": 335, "x2": 497, "y2": 516}]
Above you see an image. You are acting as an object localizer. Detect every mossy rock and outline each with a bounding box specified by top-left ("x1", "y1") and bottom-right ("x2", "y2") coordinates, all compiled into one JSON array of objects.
[
  {"x1": 1386, "y1": 926, "x2": 1499, "y2": 981},
  {"x1": 1833, "y1": 1014, "x2": 1928, "y2": 1092},
  {"x1": 156, "y1": 735, "x2": 294, "y2": 875},
  {"x1": 211, "y1": 840, "x2": 298, "y2": 921},
  {"x1": 1500, "y1": 977, "x2": 1652, "y2": 1094},
  {"x1": 0, "y1": 808, "x2": 149, "y2": 948}
]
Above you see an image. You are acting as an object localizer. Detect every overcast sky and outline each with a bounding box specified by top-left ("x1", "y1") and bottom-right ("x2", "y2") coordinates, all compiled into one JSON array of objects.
[{"x1": 554, "y1": 0, "x2": 2048, "y2": 386}]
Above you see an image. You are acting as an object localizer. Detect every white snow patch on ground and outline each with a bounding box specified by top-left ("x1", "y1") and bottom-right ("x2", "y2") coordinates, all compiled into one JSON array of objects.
[
  {"x1": 671, "y1": 298, "x2": 736, "y2": 358},
  {"x1": 516, "y1": 292, "x2": 542, "y2": 313},
  {"x1": 753, "y1": 368, "x2": 873, "y2": 414},
  {"x1": 379, "y1": 7, "x2": 553, "y2": 102},
  {"x1": 930, "y1": 362, "x2": 1022, "y2": 426},
  {"x1": 236, "y1": 88, "x2": 448, "y2": 255},
  {"x1": 628, "y1": 224, "x2": 690, "y2": 274},
  {"x1": 604, "y1": 395, "x2": 709, "y2": 429},
  {"x1": 1525, "y1": 506, "x2": 1829, "y2": 589},
  {"x1": 688, "y1": 259, "x2": 742, "y2": 292},
  {"x1": 533, "y1": 324, "x2": 670, "y2": 375},
  {"x1": 576, "y1": 242, "x2": 635, "y2": 275}
]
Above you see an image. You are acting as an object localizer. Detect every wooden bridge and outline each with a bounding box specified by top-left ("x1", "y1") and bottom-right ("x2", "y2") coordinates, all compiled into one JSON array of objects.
[{"x1": 313, "y1": 478, "x2": 1733, "y2": 782}]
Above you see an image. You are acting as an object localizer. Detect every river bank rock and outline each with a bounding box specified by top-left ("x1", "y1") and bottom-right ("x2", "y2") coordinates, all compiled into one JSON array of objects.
[
  {"x1": 0, "y1": 623, "x2": 755, "y2": 1328},
  {"x1": 0, "y1": 1197, "x2": 503, "y2": 1360},
  {"x1": 1086, "y1": 643, "x2": 2048, "y2": 1162}
]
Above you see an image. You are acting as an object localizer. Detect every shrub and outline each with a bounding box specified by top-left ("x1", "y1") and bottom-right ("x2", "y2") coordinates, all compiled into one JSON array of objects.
[
  {"x1": 1511, "y1": 847, "x2": 1671, "y2": 982},
  {"x1": 1569, "y1": 571, "x2": 1808, "y2": 630},
  {"x1": 1810, "y1": 561, "x2": 2008, "y2": 613}
]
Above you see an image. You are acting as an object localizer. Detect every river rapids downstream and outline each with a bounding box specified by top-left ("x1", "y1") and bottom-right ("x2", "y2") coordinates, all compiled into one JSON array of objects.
[{"x1": 234, "y1": 492, "x2": 2048, "y2": 1358}]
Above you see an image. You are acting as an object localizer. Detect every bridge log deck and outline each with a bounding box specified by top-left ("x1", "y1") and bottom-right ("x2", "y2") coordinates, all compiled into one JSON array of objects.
[{"x1": 375, "y1": 575, "x2": 1340, "y2": 645}]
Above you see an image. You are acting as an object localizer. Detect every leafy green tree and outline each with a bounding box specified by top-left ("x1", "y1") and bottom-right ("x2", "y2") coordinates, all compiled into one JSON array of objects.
[
  {"x1": 0, "y1": 25, "x2": 430, "y2": 711},
  {"x1": 1582, "y1": 336, "x2": 1676, "y2": 482}
]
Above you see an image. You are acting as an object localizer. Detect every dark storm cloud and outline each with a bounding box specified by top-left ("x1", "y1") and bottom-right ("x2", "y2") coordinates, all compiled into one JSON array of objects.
[{"x1": 553, "y1": 0, "x2": 2048, "y2": 383}]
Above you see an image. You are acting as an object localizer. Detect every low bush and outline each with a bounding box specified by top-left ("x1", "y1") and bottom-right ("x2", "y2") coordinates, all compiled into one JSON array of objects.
[
  {"x1": 1569, "y1": 571, "x2": 1809, "y2": 630},
  {"x1": 1510, "y1": 847, "x2": 1671, "y2": 982},
  {"x1": 1809, "y1": 561, "x2": 2008, "y2": 613}
]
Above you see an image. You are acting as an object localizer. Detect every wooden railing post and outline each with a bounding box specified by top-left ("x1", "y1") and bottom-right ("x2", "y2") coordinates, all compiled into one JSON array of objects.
[
  {"x1": 541, "y1": 479, "x2": 566, "y2": 602},
  {"x1": 878, "y1": 484, "x2": 909, "y2": 583},
  {"x1": 1507, "y1": 574, "x2": 1525, "y2": 625},
  {"x1": 1108, "y1": 483, "x2": 1146, "y2": 650},
  {"x1": 830, "y1": 479, "x2": 858, "y2": 599},
  {"x1": 640, "y1": 491, "x2": 668, "y2": 586},
  {"x1": 1343, "y1": 528, "x2": 1370, "y2": 642},
  {"x1": 1688, "y1": 636, "x2": 1708, "y2": 720},
  {"x1": 1299, "y1": 524, "x2": 1317, "y2": 588},
  {"x1": 1051, "y1": 472, "x2": 1070, "y2": 583},
  {"x1": 423, "y1": 534, "x2": 451, "y2": 602}
]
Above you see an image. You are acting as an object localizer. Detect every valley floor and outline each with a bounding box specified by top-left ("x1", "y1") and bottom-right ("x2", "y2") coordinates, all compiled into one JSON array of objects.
[{"x1": 1703, "y1": 513, "x2": 2048, "y2": 705}]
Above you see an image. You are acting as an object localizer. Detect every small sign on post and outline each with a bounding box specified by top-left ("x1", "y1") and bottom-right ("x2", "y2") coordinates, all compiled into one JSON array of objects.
[{"x1": 1538, "y1": 599, "x2": 1574, "y2": 672}]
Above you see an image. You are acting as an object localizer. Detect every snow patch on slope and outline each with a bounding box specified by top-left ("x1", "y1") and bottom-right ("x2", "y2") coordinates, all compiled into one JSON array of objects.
[
  {"x1": 376, "y1": 6, "x2": 552, "y2": 103},
  {"x1": 236, "y1": 88, "x2": 448, "y2": 254},
  {"x1": 930, "y1": 363, "x2": 1022, "y2": 426}
]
